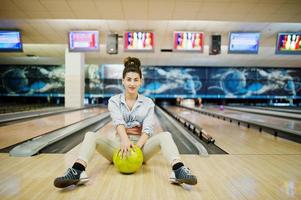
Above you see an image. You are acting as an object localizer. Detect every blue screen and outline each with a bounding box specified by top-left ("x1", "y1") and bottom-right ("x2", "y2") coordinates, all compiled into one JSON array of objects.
[
  {"x1": 0, "y1": 31, "x2": 23, "y2": 52},
  {"x1": 1, "y1": 65, "x2": 301, "y2": 99},
  {"x1": 228, "y1": 32, "x2": 260, "y2": 54}
]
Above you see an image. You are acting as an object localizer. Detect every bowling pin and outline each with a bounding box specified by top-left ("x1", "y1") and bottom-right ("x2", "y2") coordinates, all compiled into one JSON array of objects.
[
  {"x1": 128, "y1": 32, "x2": 133, "y2": 49},
  {"x1": 290, "y1": 34, "x2": 296, "y2": 50},
  {"x1": 133, "y1": 32, "x2": 138, "y2": 49},
  {"x1": 285, "y1": 34, "x2": 291, "y2": 50},
  {"x1": 280, "y1": 35, "x2": 287, "y2": 49},
  {"x1": 177, "y1": 33, "x2": 183, "y2": 49},
  {"x1": 145, "y1": 32, "x2": 151, "y2": 49},
  {"x1": 194, "y1": 33, "x2": 200, "y2": 49},
  {"x1": 183, "y1": 32, "x2": 187, "y2": 49},
  {"x1": 219, "y1": 105, "x2": 224, "y2": 111},
  {"x1": 187, "y1": 32, "x2": 193, "y2": 49},
  {"x1": 137, "y1": 32, "x2": 144, "y2": 49},
  {"x1": 295, "y1": 35, "x2": 300, "y2": 50},
  {"x1": 282, "y1": 35, "x2": 287, "y2": 49}
]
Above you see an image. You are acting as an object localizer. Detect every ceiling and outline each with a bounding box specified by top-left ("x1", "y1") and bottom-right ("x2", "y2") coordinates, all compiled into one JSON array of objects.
[{"x1": 0, "y1": 0, "x2": 300, "y2": 67}]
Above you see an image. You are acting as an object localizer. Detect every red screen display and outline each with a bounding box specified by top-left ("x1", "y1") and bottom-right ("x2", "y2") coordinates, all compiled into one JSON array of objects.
[
  {"x1": 124, "y1": 32, "x2": 154, "y2": 51},
  {"x1": 69, "y1": 31, "x2": 99, "y2": 52},
  {"x1": 174, "y1": 32, "x2": 204, "y2": 52}
]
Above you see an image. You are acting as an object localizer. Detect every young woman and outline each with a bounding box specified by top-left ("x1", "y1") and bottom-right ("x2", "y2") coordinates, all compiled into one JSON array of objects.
[{"x1": 54, "y1": 57, "x2": 197, "y2": 188}]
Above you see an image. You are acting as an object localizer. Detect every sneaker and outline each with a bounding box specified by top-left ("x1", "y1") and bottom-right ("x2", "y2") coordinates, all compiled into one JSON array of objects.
[
  {"x1": 54, "y1": 168, "x2": 89, "y2": 188},
  {"x1": 169, "y1": 166, "x2": 197, "y2": 185}
]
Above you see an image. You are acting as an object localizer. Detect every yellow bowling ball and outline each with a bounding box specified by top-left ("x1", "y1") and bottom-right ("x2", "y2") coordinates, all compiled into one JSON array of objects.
[{"x1": 113, "y1": 145, "x2": 143, "y2": 174}]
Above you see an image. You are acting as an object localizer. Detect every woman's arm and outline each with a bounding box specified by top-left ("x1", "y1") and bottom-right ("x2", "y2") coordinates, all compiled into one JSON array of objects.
[
  {"x1": 136, "y1": 101, "x2": 155, "y2": 148},
  {"x1": 136, "y1": 132, "x2": 149, "y2": 148},
  {"x1": 108, "y1": 97, "x2": 132, "y2": 157},
  {"x1": 116, "y1": 125, "x2": 133, "y2": 158}
]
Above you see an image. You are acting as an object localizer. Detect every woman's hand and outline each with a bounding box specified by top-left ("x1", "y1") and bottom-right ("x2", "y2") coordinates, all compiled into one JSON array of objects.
[{"x1": 120, "y1": 137, "x2": 133, "y2": 158}]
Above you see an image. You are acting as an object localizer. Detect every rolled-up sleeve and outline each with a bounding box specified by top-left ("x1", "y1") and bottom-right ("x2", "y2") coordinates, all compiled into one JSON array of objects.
[
  {"x1": 108, "y1": 98, "x2": 126, "y2": 127},
  {"x1": 142, "y1": 104, "x2": 155, "y2": 137}
]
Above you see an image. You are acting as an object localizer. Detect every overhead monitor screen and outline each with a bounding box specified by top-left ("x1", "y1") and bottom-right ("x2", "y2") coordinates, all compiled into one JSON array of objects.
[
  {"x1": 0, "y1": 30, "x2": 23, "y2": 52},
  {"x1": 69, "y1": 31, "x2": 99, "y2": 52},
  {"x1": 228, "y1": 32, "x2": 260, "y2": 54},
  {"x1": 174, "y1": 31, "x2": 204, "y2": 52},
  {"x1": 275, "y1": 32, "x2": 301, "y2": 55},
  {"x1": 124, "y1": 31, "x2": 154, "y2": 51}
]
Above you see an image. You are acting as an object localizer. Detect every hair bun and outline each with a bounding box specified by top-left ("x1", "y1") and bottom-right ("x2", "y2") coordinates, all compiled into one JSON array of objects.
[{"x1": 124, "y1": 57, "x2": 141, "y2": 68}]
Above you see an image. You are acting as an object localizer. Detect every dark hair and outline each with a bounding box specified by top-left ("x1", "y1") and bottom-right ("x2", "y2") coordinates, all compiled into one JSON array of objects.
[{"x1": 123, "y1": 57, "x2": 142, "y2": 79}]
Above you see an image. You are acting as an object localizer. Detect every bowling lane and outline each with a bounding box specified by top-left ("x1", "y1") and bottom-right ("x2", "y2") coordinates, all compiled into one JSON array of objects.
[
  {"x1": 225, "y1": 106, "x2": 301, "y2": 120},
  {"x1": 253, "y1": 106, "x2": 301, "y2": 114},
  {"x1": 1, "y1": 110, "x2": 300, "y2": 200},
  {"x1": 0, "y1": 107, "x2": 107, "y2": 149},
  {"x1": 203, "y1": 106, "x2": 301, "y2": 135},
  {"x1": 166, "y1": 106, "x2": 301, "y2": 155},
  {"x1": 0, "y1": 106, "x2": 64, "y2": 123}
]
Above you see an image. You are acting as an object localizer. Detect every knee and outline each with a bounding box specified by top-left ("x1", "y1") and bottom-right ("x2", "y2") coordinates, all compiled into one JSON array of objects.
[
  {"x1": 84, "y1": 131, "x2": 95, "y2": 139},
  {"x1": 159, "y1": 131, "x2": 172, "y2": 139}
]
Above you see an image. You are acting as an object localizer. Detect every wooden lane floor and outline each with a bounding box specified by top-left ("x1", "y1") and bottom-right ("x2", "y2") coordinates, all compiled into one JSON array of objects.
[
  {"x1": 206, "y1": 106, "x2": 301, "y2": 133},
  {"x1": 0, "y1": 112, "x2": 300, "y2": 199},
  {"x1": 1, "y1": 153, "x2": 300, "y2": 199},
  {"x1": 166, "y1": 106, "x2": 301, "y2": 155},
  {"x1": 0, "y1": 107, "x2": 107, "y2": 149}
]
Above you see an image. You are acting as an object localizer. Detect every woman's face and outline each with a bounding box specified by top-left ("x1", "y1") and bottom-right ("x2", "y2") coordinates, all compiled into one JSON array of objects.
[{"x1": 122, "y1": 72, "x2": 142, "y2": 95}]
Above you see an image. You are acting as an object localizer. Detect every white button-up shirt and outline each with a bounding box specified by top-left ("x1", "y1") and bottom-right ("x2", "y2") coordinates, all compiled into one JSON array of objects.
[{"x1": 108, "y1": 93, "x2": 155, "y2": 137}]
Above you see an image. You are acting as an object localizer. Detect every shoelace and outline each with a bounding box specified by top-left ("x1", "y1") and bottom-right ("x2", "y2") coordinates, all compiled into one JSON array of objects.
[
  {"x1": 63, "y1": 168, "x2": 78, "y2": 177},
  {"x1": 181, "y1": 167, "x2": 192, "y2": 176}
]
